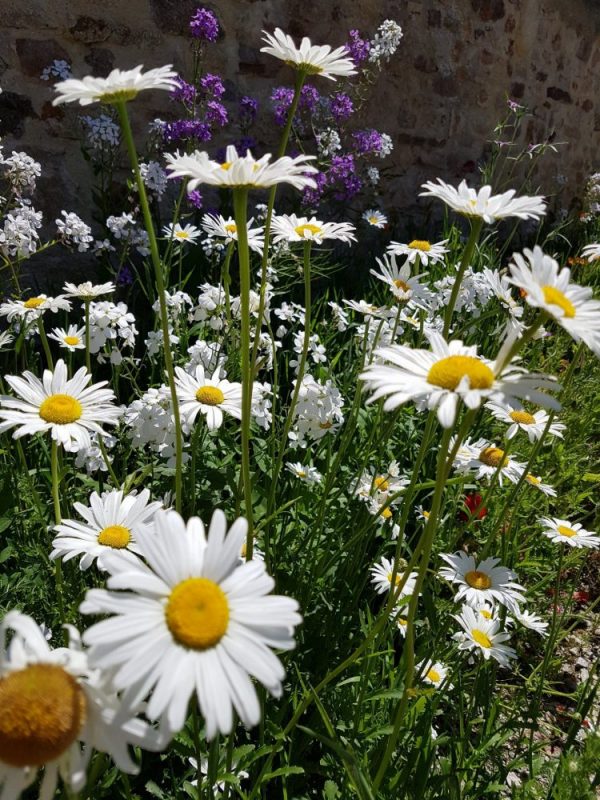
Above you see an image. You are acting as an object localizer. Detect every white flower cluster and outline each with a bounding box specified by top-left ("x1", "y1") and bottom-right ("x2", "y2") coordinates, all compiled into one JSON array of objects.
[
  {"x1": 140, "y1": 160, "x2": 168, "y2": 197},
  {"x1": 81, "y1": 114, "x2": 120, "y2": 149},
  {"x1": 316, "y1": 128, "x2": 342, "y2": 158},
  {"x1": 369, "y1": 20, "x2": 403, "y2": 64},
  {"x1": 123, "y1": 385, "x2": 185, "y2": 466},
  {"x1": 367, "y1": 166, "x2": 380, "y2": 185},
  {"x1": 273, "y1": 301, "x2": 305, "y2": 338},
  {"x1": 106, "y1": 212, "x2": 150, "y2": 256},
  {"x1": 191, "y1": 283, "x2": 227, "y2": 330},
  {"x1": 328, "y1": 301, "x2": 349, "y2": 332},
  {"x1": 376, "y1": 133, "x2": 393, "y2": 158},
  {"x1": 582, "y1": 171, "x2": 600, "y2": 219},
  {"x1": 290, "y1": 331, "x2": 327, "y2": 371},
  {"x1": 88, "y1": 300, "x2": 138, "y2": 363},
  {"x1": 252, "y1": 381, "x2": 273, "y2": 429},
  {"x1": 289, "y1": 374, "x2": 345, "y2": 446},
  {"x1": 74, "y1": 431, "x2": 116, "y2": 474},
  {"x1": 145, "y1": 327, "x2": 179, "y2": 357},
  {"x1": 252, "y1": 331, "x2": 281, "y2": 371},
  {"x1": 40, "y1": 59, "x2": 72, "y2": 81},
  {"x1": 355, "y1": 460, "x2": 408, "y2": 519},
  {"x1": 56, "y1": 210, "x2": 94, "y2": 252},
  {"x1": 152, "y1": 289, "x2": 193, "y2": 322},
  {"x1": 187, "y1": 339, "x2": 226, "y2": 375},
  {"x1": 1, "y1": 151, "x2": 41, "y2": 194},
  {"x1": 0, "y1": 202, "x2": 43, "y2": 258}
]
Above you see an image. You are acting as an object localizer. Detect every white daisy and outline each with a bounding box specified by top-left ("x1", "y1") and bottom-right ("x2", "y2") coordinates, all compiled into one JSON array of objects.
[
  {"x1": 285, "y1": 462, "x2": 323, "y2": 484},
  {"x1": 0, "y1": 360, "x2": 121, "y2": 452},
  {"x1": 439, "y1": 552, "x2": 525, "y2": 612},
  {"x1": 362, "y1": 209, "x2": 387, "y2": 228},
  {"x1": 508, "y1": 246, "x2": 600, "y2": 356},
  {"x1": 370, "y1": 556, "x2": 418, "y2": 603},
  {"x1": 369, "y1": 253, "x2": 431, "y2": 306},
  {"x1": 582, "y1": 242, "x2": 600, "y2": 262},
  {"x1": 539, "y1": 517, "x2": 600, "y2": 549},
  {"x1": 48, "y1": 324, "x2": 86, "y2": 352},
  {"x1": 509, "y1": 608, "x2": 549, "y2": 637},
  {"x1": 453, "y1": 605, "x2": 517, "y2": 666},
  {"x1": 343, "y1": 299, "x2": 389, "y2": 318},
  {"x1": 486, "y1": 400, "x2": 565, "y2": 442},
  {"x1": 174, "y1": 364, "x2": 243, "y2": 431},
  {"x1": 63, "y1": 281, "x2": 115, "y2": 299},
  {"x1": 0, "y1": 610, "x2": 162, "y2": 800},
  {"x1": 52, "y1": 64, "x2": 178, "y2": 106},
  {"x1": 0, "y1": 294, "x2": 71, "y2": 322},
  {"x1": 270, "y1": 214, "x2": 356, "y2": 245},
  {"x1": 355, "y1": 463, "x2": 408, "y2": 518},
  {"x1": 524, "y1": 473, "x2": 557, "y2": 496},
  {"x1": 81, "y1": 509, "x2": 302, "y2": 737},
  {"x1": 260, "y1": 28, "x2": 356, "y2": 80},
  {"x1": 165, "y1": 145, "x2": 317, "y2": 192},
  {"x1": 201, "y1": 213, "x2": 264, "y2": 253},
  {"x1": 162, "y1": 222, "x2": 202, "y2": 245},
  {"x1": 451, "y1": 438, "x2": 526, "y2": 485},
  {"x1": 51, "y1": 489, "x2": 163, "y2": 570},
  {"x1": 360, "y1": 331, "x2": 560, "y2": 428},
  {"x1": 420, "y1": 179, "x2": 546, "y2": 223},
  {"x1": 417, "y1": 659, "x2": 452, "y2": 690},
  {"x1": 395, "y1": 613, "x2": 409, "y2": 637},
  {"x1": 387, "y1": 238, "x2": 449, "y2": 267}
]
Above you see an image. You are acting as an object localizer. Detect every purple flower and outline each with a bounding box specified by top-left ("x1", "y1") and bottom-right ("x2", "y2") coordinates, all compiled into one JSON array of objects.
[
  {"x1": 302, "y1": 171, "x2": 327, "y2": 206},
  {"x1": 352, "y1": 128, "x2": 386, "y2": 156},
  {"x1": 346, "y1": 30, "x2": 370, "y2": 65},
  {"x1": 328, "y1": 154, "x2": 362, "y2": 200},
  {"x1": 170, "y1": 77, "x2": 196, "y2": 104},
  {"x1": 239, "y1": 95, "x2": 259, "y2": 128},
  {"x1": 117, "y1": 263, "x2": 133, "y2": 287},
  {"x1": 205, "y1": 100, "x2": 228, "y2": 127},
  {"x1": 190, "y1": 7, "x2": 219, "y2": 41},
  {"x1": 271, "y1": 86, "x2": 295, "y2": 125},
  {"x1": 330, "y1": 92, "x2": 354, "y2": 123},
  {"x1": 300, "y1": 84, "x2": 320, "y2": 113},
  {"x1": 163, "y1": 119, "x2": 212, "y2": 143},
  {"x1": 200, "y1": 73, "x2": 225, "y2": 99},
  {"x1": 187, "y1": 190, "x2": 203, "y2": 209}
]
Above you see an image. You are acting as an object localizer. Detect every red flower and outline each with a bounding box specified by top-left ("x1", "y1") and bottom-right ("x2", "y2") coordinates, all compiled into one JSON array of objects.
[{"x1": 458, "y1": 493, "x2": 488, "y2": 523}]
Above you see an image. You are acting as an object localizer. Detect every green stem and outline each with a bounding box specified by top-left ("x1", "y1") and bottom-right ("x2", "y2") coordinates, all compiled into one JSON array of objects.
[
  {"x1": 84, "y1": 299, "x2": 92, "y2": 374},
  {"x1": 116, "y1": 101, "x2": 184, "y2": 513},
  {"x1": 221, "y1": 241, "x2": 235, "y2": 329},
  {"x1": 50, "y1": 440, "x2": 66, "y2": 635},
  {"x1": 442, "y1": 218, "x2": 484, "y2": 337},
  {"x1": 37, "y1": 317, "x2": 54, "y2": 368}
]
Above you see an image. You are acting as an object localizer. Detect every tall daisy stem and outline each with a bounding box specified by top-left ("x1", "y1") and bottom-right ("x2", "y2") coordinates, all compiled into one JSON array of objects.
[
  {"x1": 232, "y1": 189, "x2": 254, "y2": 557},
  {"x1": 37, "y1": 317, "x2": 54, "y2": 369},
  {"x1": 50, "y1": 440, "x2": 66, "y2": 635},
  {"x1": 84, "y1": 299, "x2": 92, "y2": 374},
  {"x1": 221, "y1": 241, "x2": 235, "y2": 329},
  {"x1": 442, "y1": 218, "x2": 484, "y2": 337},
  {"x1": 116, "y1": 101, "x2": 184, "y2": 513}
]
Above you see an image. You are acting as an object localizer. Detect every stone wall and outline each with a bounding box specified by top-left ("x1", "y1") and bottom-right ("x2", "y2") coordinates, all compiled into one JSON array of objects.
[{"x1": 0, "y1": 0, "x2": 599, "y2": 240}]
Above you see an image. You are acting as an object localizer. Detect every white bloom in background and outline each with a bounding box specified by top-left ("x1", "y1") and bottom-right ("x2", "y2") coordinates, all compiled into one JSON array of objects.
[
  {"x1": 524, "y1": 473, "x2": 556, "y2": 496},
  {"x1": 0, "y1": 330, "x2": 14, "y2": 352},
  {"x1": 370, "y1": 556, "x2": 418, "y2": 603},
  {"x1": 251, "y1": 381, "x2": 273, "y2": 429},
  {"x1": 539, "y1": 517, "x2": 600, "y2": 549},
  {"x1": 81, "y1": 113, "x2": 120, "y2": 148},
  {"x1": 152, "y1": 290, "x2": 193, "y2": 320},
  {"x1": 453, "y1": 605, "x2": 517, "y2": 666},
  {"x1": 582, "y1": 242, "x2": 600, "y2": 262},
  {"x1": 316, "y1": 128, "x2": 342, "y2": 157},
  {"x1": 53, "y1": 64, "x2": 178, "y2": 106},
  {"x1": 56, "y1": 211, "x2": 94, "y2": 252},
  {"x1": 201, "y1": 213, "x2": 264, "y2": 253},
  {"x1": 355, "y1": 462, "x2": 408, "y2": 518},
  {"x1": 187, "y1": 340, "x2": 226, "y2": 375},
  {"x1": 162, "y1": 222, "x2": 201, "y2": 245},
  {"x1": 174, "y1": 365, "x2": 243, "y2": 431},
  {"x1": 343, "y1": 298, "x2": 388, "y2": 319},
  {"x1": 367, "y1": 166, "x2": 380, "y2": 185},
  {"x1": 48, "y1": 324, "x2": 86, "y2": 352},
  {"x1": 40, "y1": 58, "x2": 72, "y2": 81},
  {"x1": 360, "y1": 331, "x2": 559, "y2": 428},
  {"x1": 106, "y1": 212, "x2": 150, "y2": 256},
  {"x1": 0, "y1": 611, "x2": 163, "y2": 800},
  {"x1": 369, "y1": 19, "x2": 403, "y2": 63},
  {"x1": 486, "y1": 400, "x2": 565, "y2": 441},
  {"x1": 260, "y1": 28, "x2": 356, "y2": 80},
  {"x1": 165, "y1": 145, "x2": 317, "y2": 191},
  {"x1": 417, "y1": 659, "x2": 452, "y2": 690},
  {"x1": 363, "y1": 209, "x2": 387, "y2": 228},
  {"x1": 1, "y1": 151, "x2": 41, "y2": 194},
  {"x1": 124, "y1": 385, "x2": 183, "y2": 465},
  {"x1": 289, "y1": 374, "x2": 345, "y2": 446},
  {"x1": 88, "y1": 300, "x2": 137, "y2": 360},
  {"x1": 509, "y1": 608, "x2": 549, "y2": 637},
  {"x1": 369, "y1": 253, "x2": 431, "y2": 306},
  {"x1": 81, "y1": 509, "x2": 302, "y2": 737},
  {"x1": 0, "y1": 293, "x2": 71, "y2": 323},
  {"x1": 439, "y1": 552, "x2": 525, "y2": 612},
  {"x1": 286, "y1": 462, "x2": 323, "y2": 484},
  {"x1": 140, "y1": 160, "x2": 168, "y2": 196},
  {"x1": 482, "y1": 267, "x2": 523, "y2": 320},
  {"x1": 387, "y1": 238, "x2": 448, "y2": 267},
  {"x1": 52, "y1": 489, "x2": 162, "y2": 570},
  {"x1": 75, "y1": 431, "x2": 116, "y2": 475},
  {"x1": 0, "y1": 360, "x2": 121, "y2": 452},
  {"x1": 328, "y1": 301, "x2": 349, "y2": 331},
  {"x1": 508, "y1": 246, "x2": 600, "y2": 357},
  {"x1": 451, "y1": 437, "x2": 526, "y2": 485},
  {"x1": 0, "y1": 203, "x2": 43, "y2": 257},
  {"x1": 63, "y1": 281, "x2": 115, "y2": 300},
  {"x1": 145, "y1": 327, "x2": 179, "y2": 357},
  {"x1": 421, "y1": 179, "x2": 546, "y2": 222}
]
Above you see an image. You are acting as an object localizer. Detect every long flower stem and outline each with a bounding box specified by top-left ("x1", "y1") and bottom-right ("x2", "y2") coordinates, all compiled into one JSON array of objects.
[
  {"x1": 50, "y1": 440, "x2": 66, "y2": 635},
  {"x1": 232, "y1": 189, "x2": 254, "y2": 557},
  {"x1": 442, "y1": 218, "x2": 484, "y2": 337},
  {"x1": 221, "y1": 241, "x2": 235, "y2": 329},
  {"x1": 37, "y1": 317, "x2": 54, "y2": 369},
  {"x1": 116, "y1": 101, "x2": 184, "y2": 513},
  {"x1": 84, "y1": 299, "x2": 92, "y2": 374}
]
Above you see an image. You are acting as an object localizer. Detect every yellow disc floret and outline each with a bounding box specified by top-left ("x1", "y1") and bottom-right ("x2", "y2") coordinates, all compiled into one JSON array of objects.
[
  {"x1": 471, "y1": 629, "x2": 492, "y2": 648},
  {"x1": 479, "y1": 447, "x2": 509, "y2": 468},
  {"x1": 97, "y1": 525, "x2": 131, "y2": 548},
  {"x1": 224, "y1": 223, "x2": 237, "y2": 234},
  {"x1": 64, "y1": 336, "x2": 80, "y2": 346},
  {"x1": 166, "y1": 577, "x2": 229, "y2": 650},
  {"x1": 39, "y1": 394, "x2": 83, "y2": 425},
  {"x1": 195, "y1": 386, "x2": 225, "y2": 406},
  {"x1": 0, "y1": 664, "x2": 86, "y2": 768},
  {"x1": 374, "y1": 476, "x2": 390, "y2": 492},
  {"x1": 427, "y1": 355, "x2": 495, "y2": 392},
  {"x1": 408, "y1": 239, "x2": 431, "y2": 252},
  {"x1": 24, "y1": 297, "x2": 45, "y2": 309},
  {"x1": 426, "y1": 668, "x2": 441, "y2": 683},
  {"x1": 393, "y1": 279, "x2": 411, "y2": 293},
  {"x1": 294, "y1": 223, "x2": 322, "y2": 238},
  {"x1": 465, "y1": 570, "x2": 492, "y2": 590},
  {"x1": 509, "y1": 410, "x2": 535, "y2": 425},
  {"x1": 557, "y1": 525, "x2": 577, "y2": 538},
  {"x1": 542, "y1": 286, "x2": 576, "y2": 318}
]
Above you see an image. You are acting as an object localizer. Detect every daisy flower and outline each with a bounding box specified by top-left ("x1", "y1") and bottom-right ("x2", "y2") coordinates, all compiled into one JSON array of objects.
[
  {"x1": 539, "y1": 517, "x2": 600, "y2": 549},
  {"x1": 420, "y1": 179, "x2": 546, "y2": 223},
  {"x1": 369, "y1": 253, "x2": 431, "y2": 306},
  {"x1": 52, "y1": 64, "x2": 178, "y2": 106},
  {"x1": 285, "y1": 462, "x2": 323, "y2": 484},
  {"x1": 395, "y1": 613, "x2": 409, "y2": 637},
  {"x1": 387, "y1": 238, "x2": 449, "y2": 267},
  {"x1": 439, "y1": 552, "x2": 525, "y2": 612},
  {"x1": 0, "y1": 360, "x2": 121, "y2": 452},
  {"x1": 355, "y1": 462, "x2": 408, "y2": 517},
  {"x1": 451, "y1": 438, "x2": 526, "y2": 485},
  {"x1": 363, "y1": 209, "x2": 387, "y2": 228},
  {"x1": 270, "y1": 214, "x2": 356, "y2": 245},
  {"x1": 0, "y1": 294, "x2": 71, "y2": 322},
  {"x1": 582, "y1": 242, "x2": 600, "y2": 262},
  {"x1": 370, "y1": 556, "x2": 418, "y2": 603},
  {"x1": 417, "y1": 659, "x2": 452, "y2": 690},
  {"x1": 165, "y1": 145, "x2": 317, "y2": 192},
  {"x1": 453, "y1": 605, "x2": 517, "y2": 666},
  {"x1": 0, "y1": 610, "x2": 162, "y2": 800},
  {"x1": 162, "y1": 222, "x2": 201, "y2": 245},
  {"x1": 508, "y1": 246, "x2": 600, "y2": 356},
  {"x1": 260, "y1": 28, "x2": 356, "y2": 80},
  {"x1": 486, "y1": 400, "x2": 565, "y2": 442},
  {"x1": 509, "y1": 608, "x2": 549, "y2": 637},
  {"x1": 360, "y1": 331, "x2": 560, "y2": 428},
  {"x1": 524, "y1": 473, "x2": 556, "y2": 496},
  {"x1": 201, "y1": 213, "x2": 264, "y2": 253},
  {"x1": 174, "y1": 364, "x2": 243, "y2": 431},
  {"x1": 48, "y1": 324, "x2": 86, "y2": 352},
  {"x1": 81, "y1": 509, "x2": 302, "y2": 737},
  {"x1": 63, "y1": 281, "x2": 115, "y2": 299},
  {"x1": 51, "y1": 489, "x2": 162, "y2": 570}
]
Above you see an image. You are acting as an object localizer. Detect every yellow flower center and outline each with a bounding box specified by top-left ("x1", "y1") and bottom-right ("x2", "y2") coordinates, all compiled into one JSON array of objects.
[
  {"x1": 374, "y1": 476, "x2": 390, "y2": 492},
  {"x1": 368, "y1": 216, "x2": 380, "y2": 224},
  {"x1": 195, "y1": 386, "x2": 225, "y2": 406},
  {"x1": 0, "y1": 664, "x2": 86, "y2": 768},
  {"x1": 24, "y1": 297, "x2": 45, "y2": 309},
  {"x1": 225, "y1": 223, "x2": 237, "y2": 234},
  {"x1": 380, "y1": 507, "x2": 393, "y2": 519},
  {"x1": 557, "y1": 525, "x2": 577, "y2": 538},
  {"x1": 39, "y1": 394, "x2": 83, "y2": 425},
  {"x1": 64, "y1": 336, "x2": 80, "y2": 346},
  {"x1": 422, "y1": 509, "x2": 430, "y2": 519},
  {"x1": 408, "y1": 239, "x2": 431, "y2": 252},
  {"x1": 319, "y1": 421, "x2": 333, "y2": 430},
  {"x1": 397, "y1": 617, "x2": 407, "y2": 628},
  {"x1": 427, "y1": 355, "x2": 495, "y2": 392},
  {"x1": 479, "y1": 447, "x2": 509, "y2": 468},
  {"x1": 471, "y1": 629, "x2": 492, "y2": 648},
  {"x1": 175, "y1": 231, "x2": 190, "y2": 239},
  {"x1": 97, "y1": 525, "x2": 131, "y2": 548},
  {"x1": 393, "y1": 279, "x2": 411, "y2": 292},
  {"x1": 465, "y1": 570, "x2": 492, "y2": 590},
  {"x1": 298, "y1": 469, "x2": 307, "y2": 478},
  {"x1": 510, "y1": 410, "x2": 535, "y2": 425},
  {"x1": 220, "y1": 161, "x2": 233, "y2": 170},
  {"x1": 166, "y1": 577, "x2": 229, "y2": 650},
  {"x1": 479, "y1": 609, "x2": 493, "y2": 620},
  {"x1": 526, "y1": 474, "x2": 540, "y2": 485},
  {"x1": 426, "y1": 668, "x2": 441, "y2": 683},
  {"x1": 294, "y1": 223, "x2": 322, "y2": 238},
  {"x1": 98, "y1": 89, "x2": 139, "y2": 103},
  {"x1": 542, "y1": 286, "x2": 575, "y2": 318}
]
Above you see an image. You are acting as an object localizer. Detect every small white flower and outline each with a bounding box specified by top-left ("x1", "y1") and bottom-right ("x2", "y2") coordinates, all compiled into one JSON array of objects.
[
  {"x1": 260, "y1": 28, "x2": 357, "y2": 80},
  {"x1": 439, "y1": 552, "x2": 525, "y2": 612},
  {"x1": 387, "y1": 238, "x2": 448, "y2": 267},
  {"x1": 417, "y1": 659, "x2": 453, "y2": 690},
  {"x1": 370, "y1": 556, "x2": 418, "y2": 603},
  {"x1": 486, "y1": 400, "x2": 565, "y2": 441},
  {"x1": 509, "y1": 608, "x2": 549, "y2": 637},
  {"x1": 53, "y1": 64, "x2": 178, "y2": 106},
  {"x1": 162, "y1": 222, "x2": 201, "y2": 245},
  {"x1": 63, "y1": 281, "x2": 115, "y2": 300},
  {"x1": 286, "y1": 462, "x2": 323, "y2": 484},
  {"x1": 582, "y1": 242, "x2": 600, "y2": 262},
  {"x1": 421, "y1": 179, "x2": 546, "y2": 223},
  {"x1": 363, "y1": 209, "x2": 387, "y2": 228},
  {"x1": 539, "y1": 517, "x2": 600, "y2": 549},
  {"x1": 48, "y1": 324, "x2": 86, "y2": 352},
  {"x1": 270, "y1": 214, "x2": 356, "y2": 245},
  {"x1": 174, "y1": 365, "x2": 243, "y2": 431},
  {"x1": 201, "y1": 213, "x2": 264, "y2": 253},
  {"x1": 453, "y1": 605, "x2": 517, "y2": 666},
  {"x1": 451, "y1": 438, "x2": 527, "y2": 485}
]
